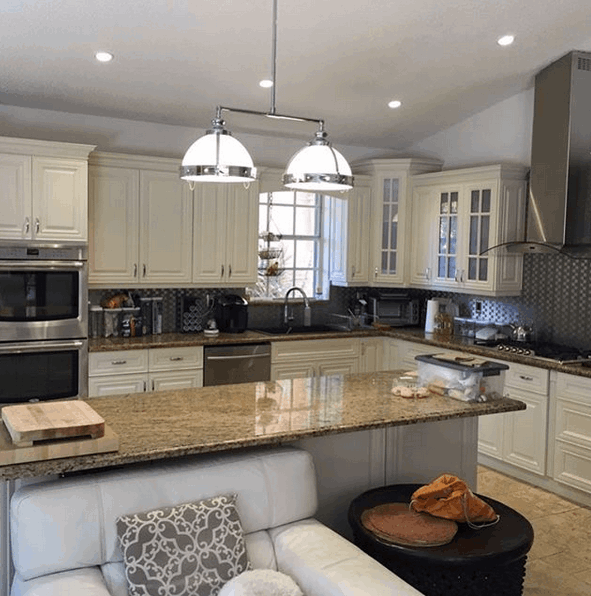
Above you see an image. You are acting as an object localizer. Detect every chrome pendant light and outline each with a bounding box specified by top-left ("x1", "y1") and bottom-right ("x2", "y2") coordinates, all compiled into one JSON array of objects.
[{"x1": 179, "y1": 0, "x2": 353, "y2": 192}]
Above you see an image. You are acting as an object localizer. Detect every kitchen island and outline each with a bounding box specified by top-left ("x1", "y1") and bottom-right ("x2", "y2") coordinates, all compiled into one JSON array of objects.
[{"x1": 0, "y1": 371, "x2": 524, "y2": 595}]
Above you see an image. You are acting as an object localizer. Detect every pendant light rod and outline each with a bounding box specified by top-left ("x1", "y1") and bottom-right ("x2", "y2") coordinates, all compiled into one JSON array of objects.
[
  {"x1": 216, "y1": 104, "x2": 324, "y2": 127},
  {"x1": 270, "y1": 0, "x2": 278, "y2": 116}
]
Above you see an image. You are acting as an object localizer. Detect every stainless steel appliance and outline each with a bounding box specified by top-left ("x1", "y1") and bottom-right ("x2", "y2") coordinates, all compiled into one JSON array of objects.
[
  {"x1": 0, "y1": 243, "x2": 88, "y2": 342},
  {"x1": 0, "y1": 242, "x2": 89, "y2": 404},
  {"x1": 203, "y1": 343, "x2": 271, "y2": 386},
  {"x1": 475, "y1": 338, "x2": 591, "y2": 365},
  {"x1": 0, "y1": 338, "x2": 88, "y2": 403},
  {"x1": 367, "y1": 291, "x2": 419, "y2": 327}
]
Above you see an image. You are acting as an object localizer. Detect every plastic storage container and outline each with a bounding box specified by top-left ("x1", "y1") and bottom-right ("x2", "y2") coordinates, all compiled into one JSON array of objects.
[{"x1": 415, "y1": 353, "x2": 508, "y2": 403}]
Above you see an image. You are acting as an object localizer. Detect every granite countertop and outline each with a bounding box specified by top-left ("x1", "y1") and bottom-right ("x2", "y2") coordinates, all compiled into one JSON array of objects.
[
  {"x1": 90, "y1": 327, "x2": 591, "y2": 379},
  {"x1": 0, "y1": 371, "x2": 525, "y2": 479}
]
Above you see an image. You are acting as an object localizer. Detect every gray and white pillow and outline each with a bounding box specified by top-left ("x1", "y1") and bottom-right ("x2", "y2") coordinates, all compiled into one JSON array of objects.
[{"x1": 116, "y1": 493, "x2": 251, "y2": 596}]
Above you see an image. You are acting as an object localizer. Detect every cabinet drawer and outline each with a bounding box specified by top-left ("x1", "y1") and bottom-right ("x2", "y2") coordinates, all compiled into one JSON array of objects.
[
  {"x1": 272, "y1": 338, "x2": 359, "y2": 363},
  {"x1": 504, "y1": 363, "x2": 549, "y2": 395},
  {"x1": 89, "y1": 373, "x2": 147, "y2": 397},
  {"x1": 556, "y1": 372, "x2": 591, "y2": 405},
  {"x1": 148, "y1": 346, "x2": 203, "y2": 371},
  {"x1": 89, "y1": 350, "x2": 148, "y2": 376},
  {"x1": 555, "y1": 392, "x2": 591, "y2": 450}
]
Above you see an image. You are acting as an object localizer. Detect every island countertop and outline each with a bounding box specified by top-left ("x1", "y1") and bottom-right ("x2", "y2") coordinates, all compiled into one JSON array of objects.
[{"x1": 0, "y1": 371, "x2": 525, "y2": 480}]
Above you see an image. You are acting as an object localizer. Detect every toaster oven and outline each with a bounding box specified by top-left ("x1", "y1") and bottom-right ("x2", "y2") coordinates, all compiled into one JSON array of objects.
[{"x1": 368, "y1": 291, "x2": 420, "y2": 327}]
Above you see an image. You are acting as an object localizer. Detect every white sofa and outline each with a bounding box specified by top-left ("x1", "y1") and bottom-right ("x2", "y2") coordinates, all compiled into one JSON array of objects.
[{"x1": 10, "y1": 446, "x2": 423, "y2": 596}]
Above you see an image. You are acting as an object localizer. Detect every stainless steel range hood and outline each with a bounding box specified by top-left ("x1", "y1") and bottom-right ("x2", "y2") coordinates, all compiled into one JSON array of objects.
[{"x1": 505, "y1": 51, "x2": 591, "y2": 256}]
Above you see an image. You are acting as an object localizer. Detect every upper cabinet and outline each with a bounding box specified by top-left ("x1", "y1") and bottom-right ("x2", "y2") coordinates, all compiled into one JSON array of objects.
[
  {"x1": 89, "y1": 153, "x2": 193, "y2": 287},
  {"x1": 352, "y1": 158, "x2": 443, "y2": 287},
  {"x1": 192, "y1": 182, "x2": 259, "y2": 287},
  {"x1": 329, "y1": 175, "x2": 372, "y2": 286},
  {"x1": 409, "y1": 165, "x2": 527, "y2": 296},
  {"x1": 0, "y1": 137, "x2": 95, "y2": 242}
]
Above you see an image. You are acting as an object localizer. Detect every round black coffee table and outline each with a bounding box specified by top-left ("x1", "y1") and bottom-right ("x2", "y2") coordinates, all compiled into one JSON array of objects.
[{"x1": 348, "y1": 484, "x2": 534, "y2": 596}]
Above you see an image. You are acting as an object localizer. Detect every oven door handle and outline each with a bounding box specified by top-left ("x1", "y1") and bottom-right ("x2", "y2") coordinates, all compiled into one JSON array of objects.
[
  {"x1": 0, "y1": 260, "x2": 86, "y2": 271},
  {"x1": 0, "y1": 340, "x2": 85, "y2": 354},
  {"x1": 206, "y1": 353, "x2": 270, "y2": 362}
]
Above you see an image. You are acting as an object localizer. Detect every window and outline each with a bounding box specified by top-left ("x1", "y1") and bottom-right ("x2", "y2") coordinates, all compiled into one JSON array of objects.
[{"x1": 251, "y1": 190, "x2": 329, "y2": 300}]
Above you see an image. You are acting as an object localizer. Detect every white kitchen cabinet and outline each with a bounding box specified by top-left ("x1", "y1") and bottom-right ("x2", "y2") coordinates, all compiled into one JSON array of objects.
[
  {"x1": 358, "y1": 337, "x2": 384, "y2": 372},
  {"x1": 88, "y1": 153, "x2": 193, "y2": 287},
  {"x1": 552, "y1": 372, "x2": 591, "y2": 493},
  {"x1": 353, "y1": 158, "x2": 442, "y2": 287},
  {"x1": 329, "y1": 176, "x2": 372, "y2": 286},
  {"x1": 192, "y1": 182, "x2": 258, "y2": 286},
  {"x1": 410, "y1": 165, "x2": 527, "y2": 296},
  {"x1": 0, "y1": 137, "x2": 94, "y2": 242},
  {"x1": 89, "y1": 346, "x2": 203, "y2": 397},
  {"x1": 478, "y1": 361, "x2": 549, "y2": 475},
  {"x1": 271, "y1": 338, "x2": 360, "y2": 380}
]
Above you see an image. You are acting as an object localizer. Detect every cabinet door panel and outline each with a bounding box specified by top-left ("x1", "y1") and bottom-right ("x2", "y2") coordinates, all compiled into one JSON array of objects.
[
  {"x1": 271, "y1": 362, "x2": 316, "y2": 380},
  {"x1": 193, "y1": 184, "x2": 227, "y2": 284},
  {"x1": 140, "y1": 170, "x2": 193, "y2": 284},
  {"x1": 150, "y1": 370, "x2": 203, "y2": 391},
  {"x1": 224, "y1": 184, "x2": 258, "y2": 285},
  {"x1": 89, "y1": 167, "x2": 139, "y2": 284},
  {"x1": 0, "y1": 154, "x2": 31, "y2": 240},
  {"x1": 478, "y1": 414, "x2": 505, "y2": 459},
  {"x1": 33, "y1": 157, "x2": 88, "y2": 241},
  {"x1": 318, "y1": 357, "x2": 359, "y2": 376},
  {"x1": 409, "y1": 187, "x2": 437, "y2": 287},
  {"x1": 89, "y1": 373, "x2": 147, "y2": 397}
]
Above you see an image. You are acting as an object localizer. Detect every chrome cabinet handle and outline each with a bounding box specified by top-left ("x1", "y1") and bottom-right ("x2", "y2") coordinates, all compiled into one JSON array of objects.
[
  {"x1": 221, "y1": 264, "x2": 225, "y2": 277},
  {"x1": 111, "y1": 360, "x2": 127, "y2": 365},
  {"x1": 169, "y1": 356, "x2": 184, "y2": 361},
  {"x1": 228, "y1": 264, "x2": 232, "y2": 278},
  {"x1": 24, "y1": 217, "x2": 30, "y2": 234},
  {"x1": 519, "y1": 375, "x2": 534, "y2": 382},
  {"x1": 35, "y1": 218, "x2": 40, "y2": 234},
  {"x1": 374, "y1": 267, "x2": 378, "y2": 277},
  {"x1": 142, "y1": 264, "x2": 146, "y2": 277},
  {"x1": 133, "y1": 264, "x2": 138, "y2": 277},
  {"x1": 425, "y1": 267, "x2": 431, "y2": 280}
]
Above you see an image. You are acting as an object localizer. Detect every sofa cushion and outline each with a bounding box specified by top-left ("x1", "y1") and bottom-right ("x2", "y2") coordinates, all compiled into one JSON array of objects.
[
  {"x1": 116, "y1": 494, "x2": 250, "y2": 596},
  {"x1": 10, "y1": 448, "x2": 317, "y2": 581}
]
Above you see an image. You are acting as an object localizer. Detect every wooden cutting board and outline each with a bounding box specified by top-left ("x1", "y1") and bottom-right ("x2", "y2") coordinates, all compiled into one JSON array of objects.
[
  {"x1": 0, "y1": 421, "x2": 118, "y2": 465},
  {"x1": 1, "y1": 400, "x2": 105, "y2": 447}
]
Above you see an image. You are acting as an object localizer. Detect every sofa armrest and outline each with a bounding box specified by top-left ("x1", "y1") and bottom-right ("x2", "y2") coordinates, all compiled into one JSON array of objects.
[
  {"x1": 269, "y1": 519, "x2": 424, "y2": 596},
  {"x1": 11, "y1": 567, "x2": 112, "y2": 596}
]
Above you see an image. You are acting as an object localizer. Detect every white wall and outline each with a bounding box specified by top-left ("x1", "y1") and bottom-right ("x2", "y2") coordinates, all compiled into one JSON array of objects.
[
  {"x1": 0, "y1": 104, "x2": 386, "y2": 167},
  {"x1": 408, "y1": 88, "x2": 535, "y2": 169}
]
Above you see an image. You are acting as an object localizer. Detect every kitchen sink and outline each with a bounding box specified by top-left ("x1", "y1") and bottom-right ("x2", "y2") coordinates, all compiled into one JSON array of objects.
[{"x1": 253, "y1": 324, "x2": 348, "y2": 335}]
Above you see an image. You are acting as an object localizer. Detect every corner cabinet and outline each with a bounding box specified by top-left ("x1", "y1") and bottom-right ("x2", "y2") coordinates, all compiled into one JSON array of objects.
[
  {"x1": 409, "y1": 165, "x2": 527, "y2": 296},
  {"x1": 0, "y1": 137, "x2": 95, "y2": 242},
  {"x1": 192, "y1": 182, "x2": 259, "y2": 287},
  {"x1": 352, "y1": 158, "x2": 443, "y2": 287},
  {"x1": 89, "y1": 153, "x2": 193, "y2": 287}
]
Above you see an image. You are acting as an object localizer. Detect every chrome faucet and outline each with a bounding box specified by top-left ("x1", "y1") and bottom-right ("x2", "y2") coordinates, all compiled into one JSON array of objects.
[{"x1": 283, "y1": 286, "x2": 312, "y2": 327}]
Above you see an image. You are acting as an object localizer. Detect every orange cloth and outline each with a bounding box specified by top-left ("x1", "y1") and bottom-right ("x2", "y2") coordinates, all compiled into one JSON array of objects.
[{"x1": 410, "y1": 474, "x2": 498, "y2": 524}]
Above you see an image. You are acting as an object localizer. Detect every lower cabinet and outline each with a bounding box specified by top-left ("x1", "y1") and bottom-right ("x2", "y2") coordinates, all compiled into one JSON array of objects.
[
  {"x1": 478, "y1": 361, "x2": 549, "y2": 476},
  {"x1": 271, "y1": 338, "x2": 360, "y2": 380},
  {"x1": 552, "y1": 372, "x2": 591, "y2": 493},
  {"x1": 89, "y1": 346, "x2": 203, "y2": 397}
]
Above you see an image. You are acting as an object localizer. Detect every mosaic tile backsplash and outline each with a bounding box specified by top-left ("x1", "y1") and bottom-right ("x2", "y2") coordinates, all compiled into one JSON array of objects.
[{"x1": 90, "y1": 253, "x2": 591, "y2": 349}]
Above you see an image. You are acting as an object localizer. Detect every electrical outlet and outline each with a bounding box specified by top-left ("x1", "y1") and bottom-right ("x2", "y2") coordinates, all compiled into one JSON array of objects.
[{"x1": 475, "y1": 300, "x2": 483, "y2": 315}]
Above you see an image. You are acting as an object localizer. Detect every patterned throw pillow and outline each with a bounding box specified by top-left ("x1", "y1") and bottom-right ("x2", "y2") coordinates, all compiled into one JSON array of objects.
[{"x1": 116, "y1": 493, "x2": 251, "y2": 596}]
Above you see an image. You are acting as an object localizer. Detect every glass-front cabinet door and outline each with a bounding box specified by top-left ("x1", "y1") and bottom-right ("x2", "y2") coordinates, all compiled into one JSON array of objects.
[
  {"x1": 380, "y1": 177, "x2": 400, "y2": 278},
  {"x1": 466, "y1": 187, "x2": 491, "y2": 284},
  {"x1": 436, "y1": 189, "x2": 459, "y2": 284}
]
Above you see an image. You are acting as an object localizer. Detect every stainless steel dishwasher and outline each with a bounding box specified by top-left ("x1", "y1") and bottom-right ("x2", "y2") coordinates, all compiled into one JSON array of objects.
[{"x1": 203, "y1": 343, "x2": 271, "y2": 386}]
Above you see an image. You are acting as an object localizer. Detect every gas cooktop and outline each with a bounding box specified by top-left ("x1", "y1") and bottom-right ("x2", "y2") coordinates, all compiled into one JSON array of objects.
[{"x1": 474, "y1": 339, "x2": 591, "y2": 364}]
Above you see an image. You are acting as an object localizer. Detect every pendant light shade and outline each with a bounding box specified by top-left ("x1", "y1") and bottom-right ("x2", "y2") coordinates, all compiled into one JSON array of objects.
[
  {"x1": 283, "y1": 130, "x2": 353, "y2": 192},
  {"x1": 180, "y1": 118, "x2": 257, "y2": 183}
]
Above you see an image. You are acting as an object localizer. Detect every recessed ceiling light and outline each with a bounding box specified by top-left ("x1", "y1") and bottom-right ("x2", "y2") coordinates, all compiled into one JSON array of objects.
[
  {"x1": 388, "y1": 100, "x2": 402, "y2": 109},
  {"x1": 497, "y1": 35, "x2": 515, "y2": 47},
  {"x1": 259, "y1": 79, "x2": 274, "y2": 88},
  {"x1": 95, "y1": 51, "x2": 114, "y2": 63}
]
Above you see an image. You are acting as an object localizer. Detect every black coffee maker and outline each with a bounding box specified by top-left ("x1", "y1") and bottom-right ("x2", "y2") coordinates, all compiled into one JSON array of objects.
[{"x1": 216, "y1": 294, "x2": 248, "y2": 333}]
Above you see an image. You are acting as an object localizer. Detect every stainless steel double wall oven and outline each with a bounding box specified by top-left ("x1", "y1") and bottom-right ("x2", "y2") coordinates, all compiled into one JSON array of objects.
[{"x1": 0, "y1": 243, "x2": 88, "y2": 404}]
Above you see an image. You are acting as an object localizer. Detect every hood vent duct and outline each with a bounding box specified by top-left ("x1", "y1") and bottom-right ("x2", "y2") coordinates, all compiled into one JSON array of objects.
[{"x1": 488, "y1": 51, "x2": 591, "y2": 258}]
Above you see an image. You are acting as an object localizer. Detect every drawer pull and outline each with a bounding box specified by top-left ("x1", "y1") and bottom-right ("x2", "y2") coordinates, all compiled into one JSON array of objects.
[
  {"x1": 169, "y1": 356, "x2": 184, "y2": 361},
  {"x1": 111, "y1": 360, "x2": 127, "y2": 365},
  {"x1": 519, "y1": 375, "x2": 534, "y2": 382}
]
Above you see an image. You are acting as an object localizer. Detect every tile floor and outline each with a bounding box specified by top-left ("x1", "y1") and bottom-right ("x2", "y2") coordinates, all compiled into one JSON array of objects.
[{"x1": 477, "y1": 465, "x2": 591, "y2": 596}]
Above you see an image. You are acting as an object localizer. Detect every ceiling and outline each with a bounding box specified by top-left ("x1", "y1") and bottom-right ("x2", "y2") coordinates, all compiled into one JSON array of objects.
[{"x1": 2, "y1": 0, "x2": 591, "y2": 152}]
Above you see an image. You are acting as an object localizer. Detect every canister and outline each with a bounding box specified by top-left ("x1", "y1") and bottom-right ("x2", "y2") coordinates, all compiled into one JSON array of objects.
[
  {"x1": 103, "y1": 308, "x2": 122, "y2": 338},
  {"x1": 152, "y1": 297, "x2": 163, "y2": 334},
  {"x1": 89, "y1": 305, "x2": 104, "y2": 338}
]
